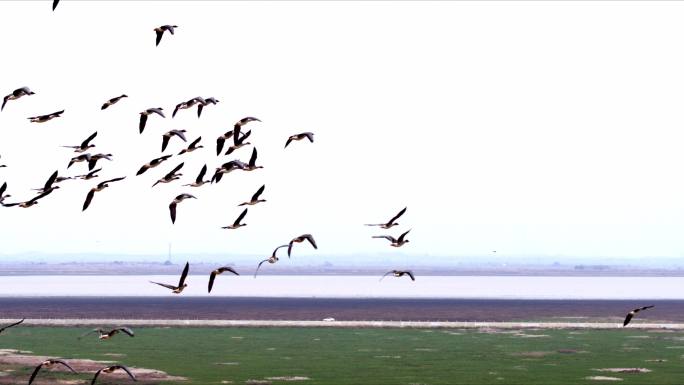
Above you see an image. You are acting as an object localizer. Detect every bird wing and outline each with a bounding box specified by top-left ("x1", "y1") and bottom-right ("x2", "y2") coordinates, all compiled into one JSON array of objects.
[
  {"x1": 216, "y1": 137, "x2": 225, "y2": 155},
  {"x1": 397, "y1": 229, "x2": 411, "y2": 243},
  {"x1": 197, "y1": 104, "x2": 204, "y2": 118},
  {"x1": 90, "y1": 369, "x2": 103, "y2": 385},
  {"x1": 161, "y1": 135, "x2": 170, "y2": 152},
  {"x1": 196, "y1": 164, "x2": 207, "y2": 182},
  {"x1": 0, "y1": 318, "x2": 23, "y2": 334},
  {"x1": 54, "y1": 359, "x2": 77, "y2": 373},
  {"x1": 248, "y1": 147, "x2": 257, "y2": 166},
  {"x1": 251, "y1": 185, "x2": 265, "y2": 201},
  {"x1": 150, "y1": 281, "x2": 177, "y2": 290},
  {"x1": 387, "y1": 207, "x2": 407, "y2": 226},
  {"x1": 254, "y1": 259, "x2": 269, "y2": 278},
  {"x1": 406, "y1": 271, "x2": 416, "y2": 281},
  {"x1": 304, "y1": 132, "x2": 314, "y2": 142},
  {"x1": 169, "y1": 202, "x2": 177, "y2": 224},
  {"x1": 372, "y1": 235, "x2": 395, "y2": 242},
  {"x1": 28, "y1": 363, "x2": 44, "y2": 385},
  {"x1": 284, "y1": 137, "x2": 293, "y2": 148},
  {"x1": 639, "y1": 305, "x2": 655, "y2": 311},
  {"x1": 155, "y1": 30, "x2": 163, "y2": 46},
  {"x1": 53, "y1": 0, "x2": 59, "y2": 10},
  {"x1": 0, "y1": 182, "x2": 6, "y2": 197},
  {"x1": 208, "y1": 271, "x2": 217, "y2": 293},
  {"x1": 287, "y1": 241, "x2": 294, "y2": 258},
  {"x1": 139, "y1": 114, "x2": 147, "y2": 134},
  {"x1": 82, "y1": 190, "x2": 96, "y2": 211},
  {"x1": 623, "y1": 312, "x2": 634, "y2": 326},
  {"x1": 189, "y1": 136, "x2": 202, "y2": 149},
  {"x1": 103, "y1": 177, "x2": 126, "y2": 184},
  {"x1": 151, "y1": 108, "x2": 165, "y2": 118},
  {"x1": 115, "y1": 327, "x2": 135, "y2": 337},
  {"x1": 219, "y1": 267, "x2": 239, "y2": 275},
  {"x1": 173, "y1": 130, "x2": 187, "y2": 142},
  {"x1": 273, "y1": 244, "x2": 289, "y2": 258},
  {"x1": 167, "y1": 162, "x2": 184, "y2": 176},
  {"x1": 232, "y1": 126, "x2": 241, "y2": 145},
  {"x1": 172, "y1": 103, "x2": 182, "y2": 118},
  {"x1": 136, "y1": 164, "x2": 148, "y2": 175},
  {"x1": 237, "y1": 130, "x2": 252, "y2": 144},
  {"x1": 178, "y1": 262, "x2": 190, "y2": 287},
  {"x1": 303, "y1": 234, "x2": 318, "y2": 249},
  {"x1": 78, "y1": 329, "x2": 101, "y2": 339},
  {"x1": 379, "y1": 271, "x2": 394, "y2": 281},
  {"x1": 82, "y1": 131, "x2": 97, "y2": 148},
  {"x1": 116, "y1": 365, "x2": 137, "y2": 382},
  {"x1": 233, "y1": 208, "x2": 248, "y2": 226},
  {"x1": 44, "y1": 170, "x2": 58, "y2": 190},
  {"x1": 1, "y1": 95, "x2": 8, "y2": 111}
]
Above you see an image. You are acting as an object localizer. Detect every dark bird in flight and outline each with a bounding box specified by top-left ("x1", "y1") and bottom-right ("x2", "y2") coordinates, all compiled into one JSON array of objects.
[
  {"x1": 623, "y1": 305, "x2": 655, "y2": 327},
  {"x1": 0, "y1": 182, "x2": 9, "y2": 203},
  {"x1": 183, "y1": 164, "x2": 210, "y2": 187},
  {"x1": 224, "y1": 130, "x2": 252, "y2": 155},
  {"x1": 169, "y1": 193, "x2": 196, "y2": 224},
  {"x1": 161, "y1": 129, "x2": 187, "y2": 152},
  {"x1": 52, "y1": 0, "x2": 59, "y2": 11},
  {"x1": 28, "y1": 359, "x2": 77, "y2": 385},
  {"x1": 254, "y1": 245, "x2": 288, "y2": 278},
  {"x1": 136, "y1": 155, "x2": 172, "y2": 175},
  {"x1": 139, "y1": 108, "x2": 165, "y2": 133},
  {"x1": 62, "y1": 131, "x2": 97, "y2": 153},
  {"x1": 91, "y1": 365, "x2": 137, "y2": 385},
  {"x1": 285, "y1": 132, "x2": 314, "y2": 148},
  {"x1": 28, "y1": 110, "x2": 64, "y2": 123},
  {"x1": 79, "y1": 327, "x2": 134, "y2": 340},
  {"x1": 287, "y1": 234, "x2": 317, "y2": 257},
  {"x1": 0, "y1": 319, "x2": 23, "y2": 334},
  {"x1": 211, "y1": 160, "x2": 248, "y2": 184},
  {"x1": 82, "y1": 177, "x2": 126, "y2": 211},
  {"x1": 208, "y1": 266, "x2": 239, "y2": 293},
  {"x1": 197, "y1": 97, "x2": 218, "y2": 118},
  {"x1": 216, "y1": 130, "x2": 236, "y2": 155},
  {"x1": 2, "y1": 191, "x2": 51, "y2": 208},
  {"x1": 172, "y1": 97, "x2": 203, "y2": 118},
  {"x1": 150, "y1": 261, "x2": 189, "y2": 294},
  {"x1": 239, "y1": 185, "x2": 266, "y2": 206},
  {"x1": 2, "y1": 87, "x2": 34, "y2": 111},
  {"x1": 380, "y1": 270, "x2": 415, "y2": 281},
  {"x1": 101, "y1": 94, "x2": 127, "y2": 110},
  {"x1": 233, "y1": 116, "x2": 261, "y2": 139},
  {"x1": 67, "y1": 153, "x2": 91, "y2": 169},
  {"x1": 221, "y1": 208, "x2": 248, "y2": 230},
  {"x1": 75, "y1": 168, "x2": 101, "y2": 180},
  {"x1": 32, "y1": 170, "x2": 60, "y2": 194},
  {"x1": 152, "y1": 162, "x2": 184, "y2": 187},
  {"x1": 365, "y1": 207, "x2": 407, "y2": 229},
  {"x1": 155, "y1": 24, "x2": 178, "y2": 46},
  {"x1": 178, "y1": 136, "x2": 203, "y2": 155},
  {"x1": 88, "y1": 153, "x2": 113, "y2": 171},
  {"x1": 373, "y1": 229, "x2": 411, "y2": 247},
  {"x1": 243, "y1": 147, "x2": 263, "y2": 171}
]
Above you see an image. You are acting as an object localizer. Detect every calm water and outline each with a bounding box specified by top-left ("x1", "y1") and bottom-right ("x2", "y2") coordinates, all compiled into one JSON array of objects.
[{"x1": 0, "y1": 275, "x2": 682, "y2": 299}]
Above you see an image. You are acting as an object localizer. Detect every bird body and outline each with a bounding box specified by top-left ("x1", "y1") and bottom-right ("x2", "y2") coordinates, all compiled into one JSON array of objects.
[
  {"x1": 287, "y1": 234, "x2": 318, "y2": 257},
  {"x1": 155, "y1": 25, "x2": 178, "y2": 46},
  {"x1": 372, "y1": 229, "x2": 411, "y2": 247},
  {"x1": 62, "y1": 131, "x2": 97, "y2": 153},
  {"x1": 139, "y1": 108, "x2": 165, "y2": 133},
  {"x1": 254, "y1": 245, "x2": 289, "y2": 277},
  {"x1": 152, "y1": 162, "x2": 184, "y2": 187},
  {"x1": 161, "y1": 129, "x2": 187, "y2": 152},
  {"x1": 101, "y1": 94, "x2": 127, "y2": 110},
  {"x1": 380, "y1": 270, "x2": 415, "y2": 281},
  {"x1": 208, "y1": 266, "x2": 239, "y2": 293},
  {"x1": 28, "y1": 110, "x2": 64, "y2": 123},
  {"x1": 623, "y1": 305, "x2": 655, "y2": 326},
  {"x1": 137, "y1": 155, "x2": 172, "y2": 175},
  {"x1": 178, "y1": 136, "x2": 203, "y2": 155},
  {"x1": 80, "y1": 327, "x2": 134, "y2": 340},
  {"x1": 29, "y1": 359, "x2": 77, "y2": 385},
  {"x1": 285, "y1": 132, "x2": 314, "y2": 148},
  {"x1": 2, "y1": 87, "x2": 34, "y2": 111},
  {"x1": 91, "y1": 365, "x2": 137, "y2": 385},
  {"x1": 183, "y1": 164, "x2": 210, "y2": 187},
  {"x1": 239, "y1": 184, "x2": 266, "y2": 206},
  {"x1": 365, "y1": 207, "x2": 406, "y2": 229},
  {"x1": 222, "y1": 208, "x2": 248, "y2": 229}
]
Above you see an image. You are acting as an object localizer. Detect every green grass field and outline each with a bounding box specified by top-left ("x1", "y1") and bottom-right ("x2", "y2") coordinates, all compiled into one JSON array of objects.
[{"x1": 1, "y1": 326, "x2": 683, "y2": 384}]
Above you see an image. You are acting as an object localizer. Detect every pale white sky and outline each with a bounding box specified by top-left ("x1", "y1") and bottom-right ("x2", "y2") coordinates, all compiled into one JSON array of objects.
[{"x1": 2, "y1": 1, "x2": 684, "y2": 261}]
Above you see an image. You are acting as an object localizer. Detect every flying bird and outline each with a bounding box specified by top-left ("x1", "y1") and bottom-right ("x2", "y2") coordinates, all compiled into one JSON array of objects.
[
  {"x1": 101, "y1": 94, "x2": 127, "y2": 110},
  {"x1": 221, "y1": 208, "x2": 248, "y2": 230},
  {"x1": 285, "y1": 132, "x2": 314, "y2": 148},
  {"x1": 152, "y1": 162, "x2": 184, "y2": 187},
  {"x1": 243, "y1": 147, "x2": 263, "y2": 171},
  {"x1": 2, "y1": 191, "x2": 51, "y2": 208},
  {"x1": 365, "y1": 207, "x2": 407, "y2": 229},
  {"x1": 0, "y1": 319, "x2": 23, "y2": 334},
  {"x1": 88, "y1": 153, "x2": 113, "y2": 171},
  {"x1": 287, "y1": 234, "x2": 317, "y2": 257},
  {"x1": 239, "y1": 185, "x2": 266, "y2": 206},
  {"x1": 28, "y1": 110, "x2": 64, "y2": 123},
  {"x1": 32, "y1": 170, "x2": 60, "y2": 194},
  {"x1": 139, "y1": 108, "x2": 165, "y2": 133},
  {"x1": 208, "y1": 266, "x2": 239, "y2": 293},
  {"x1": 91, "y1": 365, "x2": 137, "y2": 385},
  {"x1": 0, "y1": 182, "x2": 10, "y2": 203},
  {"x1": 150, "y1": 262, "x2": 189, "y2": 294},
  {"x1": 169, "y1": 193, "x2": 196, "y2": 224},
  {"x1": 79, "y1": 327, "x2": 134, "y2": 340},
  {"x1": 623, "y1": 305, "x2": 655, "y2": 327},
  {"x1": 155, "y1": 24, "x2": 178, "y2": 46},
  {"x1": 183, "y1": 164, "x2": 210, "y2": 187},
  {"x1": 224, "y1": 130, "x2": 252, "y2": 155},
  {"x1": 372, "y1": 229, "x2": 411, "y2": 247},
  {"x1": 62, "y1": 131, "x2": 97, "y2": 153},
  {"x1": 216, "y1": 130, "x2": 236, "y2": 155},
  {"x1": 52, "y1": 0, "x2": 59, "y2": 11},
  {"x1": 2, "y1": 87, "x2": 34, "y2": 111},
  {"x1": 67, "y1": 153, "x2": 91, "y2": 169},
  {"x1": 75, "y1": 168, "x2": 102, "y2": 180},
  {"x1": 82, "y1": 177, "x2": 126, "y2": 211},
  {"x1": 172, "y1": 97, "x2": 202, "y2": 118},
  {"x1": 28, "y1": 359, "x2": 77, "y2": 385},
  {"x1": 211, "y1": 160, "x2": 247, "y2": 184},
  {"x1": 233, "y1": 116, "x2": 261, "y2": 139},
  {"x1": 161, "y1": 129, "x2": 187, "y2": 152},
  {"x1": 178, "y1": 136, "x2": 203, "y2": 155},
  {"x1": 254, "y1": 245, "x2": 289, "y2": 278},
  {"x1": 136, "y1": 155, "x2": 172, "y2": 175},
  {"x1": 197, "y1": 97, "x2": 219, "y2": 117},
  {"x1": 380, "y1": 270, "x2": 415, "y2": 281}
]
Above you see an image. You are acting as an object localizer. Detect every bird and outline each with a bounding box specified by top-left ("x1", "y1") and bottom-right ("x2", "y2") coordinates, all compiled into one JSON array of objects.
[
  {"x1": 155, "y1": 24, "x2": 178, "y2": 46},
  {"x1": 224, "y1": 130, "x2": 252, "y2": 155},
  {"x1": 75, "y1": 168, "x2": 101, "y2": 180},
  {"x1": 380, "y1": 270, "x2": 415, "y2": 281},
  {"x1": 67, "y1": 153, "x2": 92, "y2": 169},
  {"x1": 136, "y1": 155, "x2": 172, "y2": 175},
  {"x1": 178, "y1": 136, "x2": 203, "y2": 155},
  {"x1": 28, "y1": 359, "x2": 77, "y2": 385},
  {"x1": 243, "y1": 147, "x2": 263, "y2": 171},
  {"x1": 62, "y1": 131, "x2": 97, "y2": 153},
  {"x1": 91, "y1": 365, "x2": 137, "y2": 385},
  {"x1": 372, "y1": 229, "x2": 411, "y2": 247},
  {"x1": 139, "y1": 108, "x2": 165, "y2": 133},
  {"x1": 239, "y1": 185, "x2": 266, "y2": 206},
  {"x1": 28, "y1": 110, "x2": 64, "y2": 123},
  {"x1": 172, "y1": 97, "x2": 203, "y2": 118},
  {"x1": 82, "y1": 177, "x2": 126, "y2": 211},
  {"x1": 88, "y1": 153, "x2": 113, "y2": 171},
  {"x1": 52, "y1": 0, "x2": 59, "y2": 11},
  {"x1": 2, "y1": 87, "x2": 34, "y2": 111},
  {"x1": 79, "y1": 327, "x2": 134, "y2": 340},
  {"x1": 2, "y1": 191, "x2": 51, "y2": 208},
  {"x1": 152, "y1": 162, "x2": 184, "y2": 187},
  {"x1": 233, "y1": 116, "x2": 261, "y2": 139},
  {"x1": 284, "y1": 132, "x2": 314, "y2": 148},
  {"x1": 150, "y1": 262, "x2": 189, "y2": 294},
  {"x1": 169, "y1": 193, "x2": 196, "y2": 224},
  {"x1": 0, "y1": 182, "x2": 10, "y2": 203},
  {"x1": 221, "y1": 208, "x2": 248, "y2": 230},
  {"x1": 287, "y1": 234, "x2": 317, "y2": 257},
  {"x1": 623, "y1": 305, "x2": 655, "y2": 327},
  {"x1": 216, "y1": 130, "x2": 236, "y2": 155},
  {"x1": 197, "y1": 97, "x2": 219, "y2": 118},
  {"x1": 161, "y1": 129, "x2": 187, "y2": 152},
  {"x1": 211, "y1": 160, "x2": 248, "y2": 184},
  {"x1": 0, "y1": 319, "x2": 23, "y2": 334},
  {"x1": 183, "y1": 164, "x2": 210, "y2": 187},
  {"x1": 208, "y1": 266, "x2": 239, "y2": 293},
  {"x1": 254, "y1": 245, "x2": 289, "y2": 278},
  {"x1": 365, "y1": 207, "x2": 407, "y2": 229},
  {"x1": 101, "y1": 94, "x2": 127, "y2": 110},
  {"x1": 32, "y1": 170, "x2": 60, "y2": 194}
]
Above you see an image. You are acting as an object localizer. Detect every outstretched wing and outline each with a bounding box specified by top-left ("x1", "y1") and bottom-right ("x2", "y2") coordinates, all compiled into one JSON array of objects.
[
  {"x1": 115, "y1": 365, "x2": 137, "y2": 382},
  {"x1": 405, "y1": 271, "x2": 416, "y2": 281},
  {"x1": 169, "y1": 202, "x2": 177, "y2": 224},
  {"x1": 54, "y1": 359, "x2": 77, "y2": 373},
  {"x1": 387, "y1": 207, "x2": 407, "y2": 226},
  {"x1": 78, "y1": 328, "x2": 103, "y2": 340},
  {"x1": 254, "y1": 259, "x2": 269, "y2": 278},
  {"x1": 139, "y1": 114, "x2": 148, "y2": 134},
  {"x1": 114, "y1": 327, "x2": 135, "y2": 337},
  {"x1": 28, "y1": 363, "x2": 44, "y2": 385},
  {"x1": 379, "y1": 271, "x2": 394, "y2": 281},
  {"x1": 372, "y1": 235, "x2": 395, "y2": 242},
  {"x1": 178, "y1": 261, "x2": 190, "y2": 287},
  {"x1": 0, "y1": 318, "x2": 24, "y2": 334},
  {"x1": 150, "y1": 281, "x2": 177, "y2": 290},
  {"x1": 82, "y1": 189, "x2": 96, "y2": 211},
  {"x1": 303, "y1": 234, "x2": 318, "y2": 249},
  {"x1": 196, "y1": 164, "x2": 207, "y2": 183},
  {"x1": 248, "y1": 147, "x2": 257, "y2": 166},
  {"x1": 233, "y1": 208, "x2": 248, "y2": 226},
  {"x1": 623, "y1": 312, "x2": 634, "y2": 327},
  {"x1": 44, "y1": 170, "x2": 58, "y2": 190},
  {"x1": 155, "y1": 30, "x2": 163, "y2": 46},
  {"x1": 397, "y1": 229, "x2": 411, "y2": 243},
  {"x1": 251, "y1": 185, "x2": 265, "y2": 201},
  {"x1": 161, "y1": 135, "x2": 170, "y2": 152},
  {"x1": 0, "y1": 182, "x2": 6, "y2": 197},
  {"x1": 82, "y1": 131, "x2": 98, "y2": 148}
]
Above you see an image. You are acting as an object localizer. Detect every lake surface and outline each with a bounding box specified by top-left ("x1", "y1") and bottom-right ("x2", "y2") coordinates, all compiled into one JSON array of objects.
[{"x1": 1, "y1": 275, "x2": 682, "y2": 299}]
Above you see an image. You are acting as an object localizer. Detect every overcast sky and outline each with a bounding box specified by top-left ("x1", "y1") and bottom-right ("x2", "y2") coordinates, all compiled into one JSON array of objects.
[{"x1": 2, "y1": 1, "x2": 684, "y2": 262}]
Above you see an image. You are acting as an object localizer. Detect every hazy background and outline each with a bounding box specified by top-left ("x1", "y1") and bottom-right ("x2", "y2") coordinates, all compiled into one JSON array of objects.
[{"x1": 2, "y1": 1, "x2": 684, "y2": 264}]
